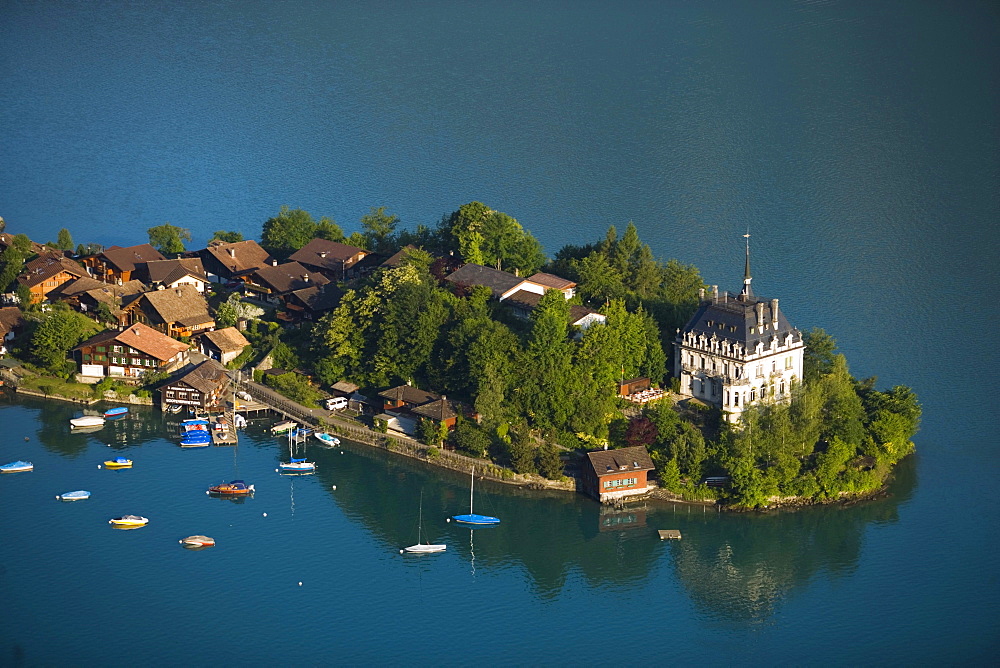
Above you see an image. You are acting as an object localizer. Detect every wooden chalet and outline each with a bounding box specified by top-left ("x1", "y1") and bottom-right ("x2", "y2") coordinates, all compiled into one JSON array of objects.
[
  {"x1": 0, "y1": 232, "x2": 47, "y2": 256},
  {"x1": 16, "y1": 252, "x2": 88, "y2": 304},
  {"x1": 193, "y1": 327, "x2": 250, "y2": 365},
  {"x1": 0, "y1": 306, "x2": 25, "y2": 357},
  {"x1": 289, "y1": 238, "x2": 370, "y2": 281},
  {"x1": 411, "y1": 396, "x2": 460, "y2": 430},
  {"x1": 80, "y1": 244, "x2": 166, "y2": 284},
  {"x1": 247, "y1": 261, "x2": 330, "y2": 305},
  {"x1": 582, "y1": 445, "x2": 656, "y2": 503},
  {"x1": 379, "y1": 384, "x2": 441, "y2": 412},
  {"x1": 50, "y1": 277, "x2": 146, "y2": 314},
  {"x1": 74, "y1": 323, "x2": 189, "y2": 380},
  {"x1": 142, "y1": 258, "x2": 209, "y2": 292},
  {"x1": 159, "y1": 359, "x2": 230, "y2": 411},
  {"x1": 119, "y1": 284, "x2": 214, "y2": 338},
  {"x1": 283, "y1": 283, "x2": 343, "y2": 321},
  {"x1": 198, "y1": 239, "x2": 273, "y2": 284}
]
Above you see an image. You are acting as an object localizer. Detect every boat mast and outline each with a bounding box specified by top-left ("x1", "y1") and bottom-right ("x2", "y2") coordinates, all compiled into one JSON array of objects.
[{"x1": 470, "y1": 467, "x2": 475, "y2": 514}]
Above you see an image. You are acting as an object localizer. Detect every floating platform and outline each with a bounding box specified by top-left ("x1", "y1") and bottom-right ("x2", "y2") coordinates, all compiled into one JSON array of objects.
[{"x1": 658, "y1": 530, "x2": 682, "y2": 540}]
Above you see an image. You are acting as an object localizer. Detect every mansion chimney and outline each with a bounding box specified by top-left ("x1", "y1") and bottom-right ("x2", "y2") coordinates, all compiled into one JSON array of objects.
[
  {"x1": 771, "y1": 299, "x2": 779, "y2": 327},
  {"x1": 756, "y1": 302, "x2": 765, "y2": 328}
]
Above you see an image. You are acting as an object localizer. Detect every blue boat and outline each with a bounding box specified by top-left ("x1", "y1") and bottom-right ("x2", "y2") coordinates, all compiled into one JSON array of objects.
[
  {"x1": 56, "y1": 490, "x2": 91, "y2": 501},
  {"x1": 1, "y1": 460, "x2": 33, "y2": 473},
  {"x1": 180, "y1": 430, "x2": 212, "y2": 447},
  {"x1": 104, "y1": 406, "x2": 129, "y2": 418},
  {"x1": 451, "y1": 468, "x2": 500, "y2": 525},
  {"x1": 182, "y1": 419, "x2": 210, "y2": 430}
]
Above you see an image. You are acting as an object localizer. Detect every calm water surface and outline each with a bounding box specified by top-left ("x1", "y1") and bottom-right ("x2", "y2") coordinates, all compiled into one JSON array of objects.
[{"x1": 1, "y1": 0, "x2": 998, "y2": 664}]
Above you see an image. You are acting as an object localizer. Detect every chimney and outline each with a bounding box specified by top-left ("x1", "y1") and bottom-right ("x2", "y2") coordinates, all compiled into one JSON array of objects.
[
  {"x1": 319, "y1": 251, "x2": 327, "y2": 258},
  {"x1": 771, "y1": 299, "x2": 779, "y2": 326},
  {"x1": 271, "y1": 260, "x2": 278, "y2": 267},
  {"x1": 227, "y1": 248, "x2": 236, "y2": 258},
  {"x1": 302, "y1": 274, "x2": 310, "y2": 283},
  {"x1": 712, "y1": 285, "x2": 718, "y2": 302},
  {"x1": 175, "y1": 288, "x2": 182, "y2": 296},
  {"x1": 756, "y1": 302, "x2": 765, "y2": 328},
  {"x1": 133, "y1": 327, "x2": 140, "y2": 336},
  {"x1": 698, "y1": 287, "x2": 705, "y2": 300}
]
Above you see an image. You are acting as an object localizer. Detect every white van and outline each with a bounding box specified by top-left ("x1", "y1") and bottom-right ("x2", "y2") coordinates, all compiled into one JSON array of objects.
[{"x1": 325, "y1": 396, "x2": 348, "y2": 411}]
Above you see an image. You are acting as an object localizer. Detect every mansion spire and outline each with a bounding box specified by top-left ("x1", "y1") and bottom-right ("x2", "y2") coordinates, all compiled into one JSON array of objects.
[{"x1": 740, "y1": 231, "x2": 753, "y2": 300}]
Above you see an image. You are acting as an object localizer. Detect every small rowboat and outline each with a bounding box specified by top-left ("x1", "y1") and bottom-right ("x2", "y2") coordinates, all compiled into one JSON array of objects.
[
  {"x1": 103, "y1": 457, "x2": 133, "y2": 469},
  {"x1": 314, "y1": 432, "x2": 341, "y2": 447},
  {"x1": 70, "y1": 415, "x2": 105, "y2": 428},
  {"x1": 271, "y1": 420, "x2": 296, "y2": 434},
  {"x1": 1, "y1": 460, "x2": 33, "y2": 473},
  {"x1": 104, "y1": 406, "x2": 129, "y2": 418},
  {"x1": 207, "y1": 480, "x2": 255, "y2": 496},
  {"x1": 109, "y1": 515, "x2": 148, "y2": 527},
  {"x1": 56, "y1": 490, "x2": 91, "y2": 501},
  {"x1": 179, "y1": 535, "x2": 215, "y2": 548}
]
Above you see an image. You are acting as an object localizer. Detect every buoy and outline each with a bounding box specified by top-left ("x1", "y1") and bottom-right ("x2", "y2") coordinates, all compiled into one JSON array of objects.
[
  {"x1": 446, "y1": 517, "x2": 451, "y2": 522},
  {"x1": 298, "y1": 581, "x2": 302, "y2": 586},
  {"x1": 274, "y1": 468, "x2": 278, "y2": 472},
  {"x1": 263, "y1": 512, "x2": 267, "y2": 517},
  {"x1": 55, "y1": 495, "x2": 59, "y2": 500},
  {"x1": 205, "y1": 490, "x2": 209, "y2": 495},
  {"x1": 24, "y1": 436, "x2": 29, "y2": 441},
  {"x1": 332, "y1": 485, "x2": 337, "y2": 490},
  {"x1": 97, "y1": 465, "x2": 102, "y2": 469},
  {"x1": 399, "y1": 549, "x2": 403, "y2": 554}
]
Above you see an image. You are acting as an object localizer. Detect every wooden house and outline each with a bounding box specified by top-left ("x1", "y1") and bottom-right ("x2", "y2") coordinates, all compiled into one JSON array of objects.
[
  {"x1": 412, "y1": 396, "x2": 460, "y2": 430},
  {"x1": 378, "y1": 384, "x2": 441, "y2": 412},
  {"x1": 159, "y1": 359, "x2": 230, "y2": 411},
  {"x1": 80, "y1": 244, "x2": 166, "y2": 284},
  {"x1": 74, "y1": 323, "x2": 189, "y2": 380},
  {"x1": 16, "y1": 252, "x2": 88, "y2": 304},
  {"x1": 289, "y1": 238, "x2": 370, "y2": 281},
  {"x1": 0, "y1": 306, "x2": 25, "y2": 357},
  {"x1": 119, "y1": 285, "x2": 215, "y2": 338},
  {"x1": 582, "y1": 445, "x2": 656, "y2": 503},
  {"x1": 198, "y1": 239, "x2": 273, "y2": 284},
  {"x1": 193, "y1": 327, "x2": 250, "y2": 365},
  {"x1": 247, "y1": 261, "x2": 330, "y2": 305},
  {"x1": 143, "y1": 258, "x2": 209, "y2": 293},
  {"x1": 50, "y1": 277, "x2": 146, "y2": 314}
]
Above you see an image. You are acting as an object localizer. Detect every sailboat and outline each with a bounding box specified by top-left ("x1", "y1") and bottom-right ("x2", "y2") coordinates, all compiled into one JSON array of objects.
[
  {"x1": 278, "y1": 423, "x2": 315, "y2": 473},
  {"x1": 403, "y1": 491, "x2": 446, "y2": 553},
  {"x1": 451, "y1": 467, "x2": 500, "y2": 525}
]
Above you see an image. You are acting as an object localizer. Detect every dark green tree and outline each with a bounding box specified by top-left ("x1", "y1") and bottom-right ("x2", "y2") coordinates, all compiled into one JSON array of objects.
[
  {"x1": 261, "y1": 206, "x2": 321, "y2": 260},
  {"x1": 147, "y1": 223, "x2": 192, "y2": 255},
  {"x1": 56, "y1": 228, "x2": 74, "y2": 251},
  {"x1": 361, "y1": 206, "x2": 400, "y2": 254},
  {"x1": 210, "y1": 230, "x2": 244, "y2": 243},
  {"x1": 30, "y1": 309, "x2": 99, "y2": 375}
]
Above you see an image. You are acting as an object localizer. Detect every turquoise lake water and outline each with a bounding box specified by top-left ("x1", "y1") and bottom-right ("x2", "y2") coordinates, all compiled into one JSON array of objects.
[{"x1": 1, "y1": 0, "x2": 998, "y2": 664}]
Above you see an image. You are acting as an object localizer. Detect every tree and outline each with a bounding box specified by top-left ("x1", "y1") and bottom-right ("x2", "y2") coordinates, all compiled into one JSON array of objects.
[
  {"x1": 211, "y1": 230, "x2": 244, "y2": 243},
  {"x1": 147, "y1": 223, "x2": 192, "y2": 255},
  {"x1": 262, "y1": 371, "x2": 323, "y2": 407},
  {"x1": 0, "y1": 235, "x2": 32, "y2": 292},
  {"x1": 803, "y1": 327, "x2": 837, "y2": 383},
  {"x1": 31, "y1": 309, "x2": 98, "y2": 375},
  {"x1": 361, "y1": 206, "x2": 400, "y2": 254},
  {"x1": 450, "y1": 419, "x2": 490, "y2": 457},
  {"x1": 445, "y1": 202, "x2": 546, "y2": 276},
  {"x1": 536, "y1": 443, "x2": 564, "y2": 479},
  {"x1": 56, "y1": 228, "x2": 74, "y2": 251},
  {"x1": 261, "y1": 206, "x2": 320, "y2": 260}
]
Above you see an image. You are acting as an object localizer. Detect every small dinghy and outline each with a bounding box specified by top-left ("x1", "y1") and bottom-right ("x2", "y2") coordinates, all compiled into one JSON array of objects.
[
  {"x1": 104, "y1": 407, "x2": 128, "y2": 418},
  {"x1": 207, "y1": 480, "x2": 255, "y2": 496},
  {"x1": 314, "y1": 432, "x2": 340, "y2": 447},
  {"x1": 70, "y1": 415, "x2": 105, "y2": 429},
  {"x1": 103, "y1": 457, "x2": 133, "y2": 469},
  {"x1": 109, "y1": 515, "x2": 148, "y2": 527},
  {"x1": 271, "y1": 420, "x2": 296, "y2": 434},
  {"x1": 179, "y1": 535, "x2": 215, "y2": 548},
  {"x1": 1, "y1": 460, "x2": 33, "y2": 473},
  {"x1": 56, "y1": 490, "x2": 91, "y2": 501}
]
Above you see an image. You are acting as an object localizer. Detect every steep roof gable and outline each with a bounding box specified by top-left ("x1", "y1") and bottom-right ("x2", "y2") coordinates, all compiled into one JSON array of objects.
[
  {"x1": 137, "y1": 285, "x2": 213, "y2": 325},
  {"x1": 145, "y1": 258, "x2": 207, "y2": 285},
  {"x1": 585, "y1": 445, "x2": 655, "y2": 476},
  {"x1": 252, "y1": 262, "x2": 330, "y2": 293},
  {"x1": 202, "y1": 239, "x2": 273, "y2": 274},
  {"x1": 444, "y1": 263, "x2": 523, "y2": 297},
  {"x1": 101, "y1": 244, "x2": 166, "y2": 272},
  {"x1": 289, "y1": 238, "x2": 369, "y2": 273}
]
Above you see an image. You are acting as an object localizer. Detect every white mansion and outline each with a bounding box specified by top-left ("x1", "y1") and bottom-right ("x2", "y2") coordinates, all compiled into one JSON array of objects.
[{"x1": 674, "y1": 239, "x2": 804, "y2": 424}]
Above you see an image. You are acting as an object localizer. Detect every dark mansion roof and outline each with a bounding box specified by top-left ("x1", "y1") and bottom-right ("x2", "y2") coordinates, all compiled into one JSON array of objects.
[{"x1": 679, "y1": 292, "x2": 801, "y2": 349}]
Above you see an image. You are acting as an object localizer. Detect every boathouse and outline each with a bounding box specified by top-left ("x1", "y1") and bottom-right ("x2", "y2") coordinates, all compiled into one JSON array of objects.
[{"x1": 582, "y1": 445, "x2": 655, "y2": 503}]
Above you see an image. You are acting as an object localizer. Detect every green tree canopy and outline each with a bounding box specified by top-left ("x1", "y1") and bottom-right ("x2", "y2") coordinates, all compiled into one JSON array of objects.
[
  {"x1": 56, "y1": 228, "x2": 74, "y2": 251},
  {"x1": 261, "y1": 206, "x2": 344, "y2": 261},
  {"x1": 361, "y1": 206, "x2": 400, "y2": 254},
  {"x1": 444, "y1": 202, "x2": 546, "y2": 276},
  {"x1": 147, "y1": 223, "x2": 192, "y2": 255},
  {"x1": 210, "y1": 230, "x2": 244, "y2": 243}
]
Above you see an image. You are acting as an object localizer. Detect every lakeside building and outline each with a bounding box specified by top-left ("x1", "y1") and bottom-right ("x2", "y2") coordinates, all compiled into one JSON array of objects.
[
  {"x1": 193, "y1": 327, "x2": 250, "y2": 365},
  {"x1": 118, "y1": 284, "x2": 215, "y2": 338},
  {"x1": 159, "y1": 358, "x2": 230, "y2": 411},
  {"x1": 74, "y1": 322, "x2": 189, "y2": 380},
  {"x1": 80, "y1": 244, "x2": 166, "y2": 284},
  {"x1": 50, "y1": 277, "x2": 146, "y2": 315},
  {"x1": 0, "y1": 306, "x2": 25, "y2": 357},
  {"x1": 674, "y1": 236, "x2": 804, "y2": 424},
  {"x1": 142, "y1": 258, "x2": 209, "y2": 293},
  {"x1": 582, "y1": 445, "x2": 656, "y2": 502},
  {"x1": 197, "y1": 239, "x2": 273, "y2": 285},
  {"x1": 289, "y1": 238, "x2": 371, "y2": 282},
  {"x1": 16, "y1": 252, "x2": 88, "y2": 304},
  {"x1": 247, "y1": 261, "x2": 330, "y2": 305}
]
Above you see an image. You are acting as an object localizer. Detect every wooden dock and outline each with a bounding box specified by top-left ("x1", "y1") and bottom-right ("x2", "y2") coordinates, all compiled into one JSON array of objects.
[{"x1": 658, "y1": 529, "x2": 682, "y2": 540}]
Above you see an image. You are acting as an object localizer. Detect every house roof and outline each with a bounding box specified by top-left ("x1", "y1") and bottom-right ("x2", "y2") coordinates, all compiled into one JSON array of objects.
[
  {"x1": 680, "y1": 293, "x2": 801, "y2": 349},
  {"x1": 100, "y1": 244, "x2": 166, "y2": 272},
  {"x1": 169, "y1": 359, "x2": 230, "y2": 394},
  {"x1": 196, "y1": 327, "x2": 250, "y2": 353},
  {"x1": 379, "y1": 246, "x2": 416, "y2": 268},
  {"x1": 378, "y1": 384, "x2": 440, "y2": 406},
  {"x1": 76, "y1": 323, "x2": 189, "y2": 361},
  {"x1": 412, "y1": 397, "x2": 459, "y2": 421},
  {"x1": 504, "y1": 289, "x2": 542, "y2": 311},
  {"x1": 585, "y1": 445, "x2": 655, "y2": 477},
  {"x1": 0, "y1": 306, "x2": 24, "y2": 336},
  {"x1": 16, "y1": 253, "x2": 87, "y2": 288},
  {"x1": 0, "y1": 232, "x2": 47, "y2": 256},
  {"x1": 287, "y1": 283, "x2": 343, "y2": 313},
  {"x1": 136, "y1": 285, "x2": 213, "y2": 327},
  {"x1": 527, "y1": 272, "x2": 576, "y2": 290},
  {"x1": 252, "y1": 262, "x2": 330, "y2": 294},
  {"x1": 444, "y1": 263, "x2": 523, "y2": 298},
  {"x1": 52, "y1": 277, "x2": 146, "y2": 305},
  {"x1": 145, "y1": 258, "x2": 208, "y2": 286},
  {"x1": 201, "y1": 239, "x2": 273, "y2": 275},
  {"x1": 569, "y1": 305, "x2": 605, "y2": 325},
  {"x1": 331, "y1": 380, "x2": 359, "y2": 394},
  {"x1": 289, "y1": 238, "x2": 369, "y2": 273}
]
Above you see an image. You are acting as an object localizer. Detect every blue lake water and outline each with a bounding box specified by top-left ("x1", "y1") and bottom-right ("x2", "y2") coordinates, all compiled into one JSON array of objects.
[{"x1": 1, "y1": 0, "x2": 999, "y2": 664}]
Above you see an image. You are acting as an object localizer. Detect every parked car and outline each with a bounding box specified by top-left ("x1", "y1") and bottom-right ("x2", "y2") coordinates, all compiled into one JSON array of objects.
[{"x1": 325, "y1": 396, "x2": 348, "y2": 411}]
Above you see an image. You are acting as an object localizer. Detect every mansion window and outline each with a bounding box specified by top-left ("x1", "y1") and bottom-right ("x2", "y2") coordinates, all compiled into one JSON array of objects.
[
  {"x1": 786, "y1": 356, "x2": 793, "y2": 369},
  {"x1": 751, "y1": 388, "x2": 757, "y2": 402},
  {"x1": 756, "y1": 365, "x2": 763, "y2": 378}
]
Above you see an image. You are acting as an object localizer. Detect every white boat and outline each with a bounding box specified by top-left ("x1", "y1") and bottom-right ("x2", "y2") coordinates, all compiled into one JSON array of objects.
[
  {"x1": 271, "y1": 420, "x2": 296, "y2": 434},
  {"x1": 56, "y1": 490, "x2": 91, "y2": 501},
  {"x1": 70, "y1": 415, "x2": 105, "y2": 428},
  {"x1": 403, "y1": 491, "x2": 446, "y2": 554},
  {"x1": 1, "y1": 460, "x2": 33, "y2": 473},
  {"x1": 451, "y1": 467, "x2": 500, "y2": 525},
  {"x1": 314, "y1": 432, "x2": 340, "y2": 447},
  {"x1": 278, "y1": 425, "x2": 315, "y2": 473},
  {"x1": 109, "y1": 515, "x2": 148, "y2": 527},
  {"x1": 179, "y1": 535, "x2": 215, "y2": 548}
]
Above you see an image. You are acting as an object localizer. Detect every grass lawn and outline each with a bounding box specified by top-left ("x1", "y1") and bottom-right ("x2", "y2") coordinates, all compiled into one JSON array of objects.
[{"x1": 19, "y1": 375, "x2": 97, "y2": 400}]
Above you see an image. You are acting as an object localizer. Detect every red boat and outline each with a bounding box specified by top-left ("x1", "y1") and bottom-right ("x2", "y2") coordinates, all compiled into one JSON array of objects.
[{"x1": 206, "y1": 480, "x2": 255, "y2": 496}]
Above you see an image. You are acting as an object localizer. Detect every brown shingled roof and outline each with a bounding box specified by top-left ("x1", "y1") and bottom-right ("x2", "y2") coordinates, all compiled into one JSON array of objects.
[
  {"x1": 252, "y1": 262, "x2": 330, "y2": 294},
  {"x1": 412, "y1": 397, "x2": 459, "y2": 421},
  {"x1": 527, "y1": 272, "x2": 576, "y2": 290},
  {"x1": 145, "y1": 258, "x2": 207, "y2": 285},
  {"x1": 17, "y1": 253, "x2": 87, "y2": 288},
  {"x1": 585, "y1": 445, "x2": 655, "y2": 477},
  {"x1": 138, "y1": 285, "x2": 213, "y2": 327},
  {"x1": 289, "y1": 238, "x2": 368, "y2": 273},
  {"x1": 172, "y1": 359, "x2": 230, "y2": 394},
  {"x1": 196, "y1": 327, "x2": 250, "y2": 353},
  {"x1": 100, "y1": 244, "x2": 166, "y2": 272},
  {"x1": 378, "y1": 384, "x2": 440, "y2": 405},
  {"x1": 0, "y1": 306, "x2": 25, "y2": 337},
  {"x1": 76, "y1": 323, "x2": 189, "y2": 361},
  {"x1": 202, "y1": 239, "x2": 273, "y2": 274}
]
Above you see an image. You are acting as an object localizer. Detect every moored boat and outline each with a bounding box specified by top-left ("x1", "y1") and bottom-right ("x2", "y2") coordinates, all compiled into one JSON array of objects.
[
  {"x1": 103, "y1": 457, "x2": 133, "y2": 469},
  {"x1": 179, "y1": 535, "x2": 215, "y2": 547},
  {"x1": 166, "y1": 404, "x2": 184, "y2": 414},
  {"x1": 104, "y1": 406, "x2": 129, "y2": 418},
  {"x1": 207, "y1": 479, "x2": 255, "y2": 496},
  {"x1": 181, "y1": 419, "x2": 210, "y2": 431},
  {"x1": 278, "y1": 458, "x2": 316, "y2": 473},
  {"x1": 109, "y1": 515, "x2": 148, "y2": 527},
  {"x1": 70, "y1": 415, "x2": 105, "y2": 429},
  {"x1": 56, "y1": 490, "x2": 91, "y2": 501},
  {"x1": 1, "y1": 460, "x2": 33, "y2": 473},
  {"x1": 180, "y1": 430, "x2": 212, "y2": 447},
  {"x1": 314, "y1": 432, "x2": 341, "y2": 447},
  {"x1": 271, "y1": 420, "x2": 296, "y2": 434}
]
